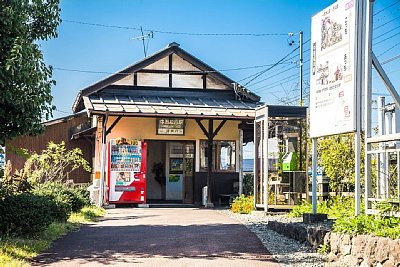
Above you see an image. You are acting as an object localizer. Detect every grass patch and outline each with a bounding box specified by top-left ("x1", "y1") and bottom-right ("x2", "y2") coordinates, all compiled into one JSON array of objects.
[
  {"x1": 334, "y1": 214, "x2": 400, "y2": 239},
  {"x1": 288, "y1": 196, "x2": 355, "y2": 219},
  {"x1": 288, "y1": 197, "x2": 400, "y2": 239},
  {"x1": 0, "y1": 206, "x2": 105, "y2": 267},
  {"x1": 68, "y1": 206, "x2": 106, "y2": 224}
]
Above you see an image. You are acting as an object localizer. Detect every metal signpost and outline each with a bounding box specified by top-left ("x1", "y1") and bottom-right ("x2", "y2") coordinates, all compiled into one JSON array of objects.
[
  {"x1": 310, "y1": 0, "x2": 363, "y2": 215},
  {"x1": 311, "y1": 0, "x2": 400, "y2": 216}
]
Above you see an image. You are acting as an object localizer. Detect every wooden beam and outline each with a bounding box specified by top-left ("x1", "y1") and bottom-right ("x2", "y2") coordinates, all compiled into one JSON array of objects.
[
  {"x1": 207, "y1": 119, "x2": 214, "y2": 207},
  {"x1": 195, "y1": 119, "x2": 210, "y2": 138},
  {"x1": 212, "y1": 119, "x2": 227, "y2": 138},
  {"x1": 202, "y1": 74, "x2": 207, "y2": 89},
  {"x1": 169, "y1": 54, "x2": 173, "y2": 87},
  {"x1": 106, "y1": 116, "x2": 122, "y2": 136},
  {"x1": 137, "y1": 69, "x2": 205, "y2": 75},
  {"x1": 134, "y1": 72, "x2": 137, "y2": 86}
]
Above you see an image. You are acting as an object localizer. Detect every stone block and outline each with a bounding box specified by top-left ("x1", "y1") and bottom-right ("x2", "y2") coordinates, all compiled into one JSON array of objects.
[
  {"x1": 303, "y1": 213, "x2": 328, "y2": 224},
  {"x1": 330, "y1": 232, "x2": 340, "y2": 255},
  {"x1": 382, "y1": 258, "x2": 396, "y2": 267},
  {"x1": 341, "y1": 245, "x2": 352, "y2": 256},
  {"x1": 352, "y1": 235, "x2": 367, "y2": 259},
  {"x1": 375, "y1": 237, "x2": 390, "y2": 263},
  {"x1": 364, "y1": 236, "x2": 378, "y2": 266},
  {"x1": 328, "y1": 252, "x2": 338, "y2": 262},
  {"x1": 389, "y1": 239, "x2": 400, "y2": 266}
]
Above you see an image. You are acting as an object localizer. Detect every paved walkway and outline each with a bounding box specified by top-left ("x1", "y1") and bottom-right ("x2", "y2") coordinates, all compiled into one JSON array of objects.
[{"x1": 33, "y1": 208, "x2": 280, "y2": 266}]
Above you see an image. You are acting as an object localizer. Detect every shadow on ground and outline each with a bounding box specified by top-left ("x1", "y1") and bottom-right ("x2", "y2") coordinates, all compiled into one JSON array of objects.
[{"x1": 32, "y1": 222, "x2": 277, "y2": 266}]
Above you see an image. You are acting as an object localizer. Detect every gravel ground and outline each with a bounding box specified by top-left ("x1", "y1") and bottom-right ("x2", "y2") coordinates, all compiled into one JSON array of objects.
[{"x1": 218, "y1": 209, "x2": 342, "y2": 267}]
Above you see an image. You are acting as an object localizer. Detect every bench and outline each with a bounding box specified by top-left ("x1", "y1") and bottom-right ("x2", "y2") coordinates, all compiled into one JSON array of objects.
[{"x1": 218, "y1": 194, "x2": 238, "y2": 206}]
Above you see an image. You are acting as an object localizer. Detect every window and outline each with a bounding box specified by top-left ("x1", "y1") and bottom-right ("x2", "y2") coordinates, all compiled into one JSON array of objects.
[{"x1": 200, "y1": 140, "x2": 236, "y2": 172}]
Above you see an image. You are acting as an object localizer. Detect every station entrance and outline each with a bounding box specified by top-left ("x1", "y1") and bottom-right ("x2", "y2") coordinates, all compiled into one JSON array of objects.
[{"x1": 146, "y1": 140, "x2": 195, "y2": 204}]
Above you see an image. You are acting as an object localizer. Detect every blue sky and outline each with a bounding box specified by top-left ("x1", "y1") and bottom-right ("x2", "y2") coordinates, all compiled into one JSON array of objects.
[
  {"x1": 42, "y1": 0, "x2": 400, "y2": 118},
  {"x1": 42, "y1": 0, "x2": 339, "y2": 117},
  {"x1": 41, "y1": 0, "x2": 400, "y2": 154}
]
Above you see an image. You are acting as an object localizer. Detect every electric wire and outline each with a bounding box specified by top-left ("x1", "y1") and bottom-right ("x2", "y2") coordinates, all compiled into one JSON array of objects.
[
  {"x1": 378, "y1": 42, "x2": 400, "y2": 57},
  {"x1": 63, "y1": 19, "x2": 290, "y2": 36},
  {"x1": 374, "y1": 14, "x2": 400, "y2": 30},
  {"x1": 381, "y1": 53, "x2": 400, "y2": 65},
  {"x1": 253, "y1": 69, "x2": 310, "y2": 93},
  {"x1": 239, "y1": 39, "x2": 310, "y2": 85},
  {"x1": 237, "y1": 49, "x2": 310, "y2": 83},
  {"x1": 374, "y1": 0, "x2": 400, "y2": 16},
  {"x1": 53, "y1": 61, "x2": 294, "y2": 76},
  {"x1": 373, "y1": 24, "x2": 400, "y2": 40},
  {"x1": 242, "y1": 45, "x2": 300, "y2": 86},
  {"x1": 374, "y1": 31, "x2": 400, "y2": 45},
  {"x1": 247, "y1": 58, "x2": 310, "y2": 87},
  {"x1": 55, "y1": 108, "x2": 73, "y2": 115}
]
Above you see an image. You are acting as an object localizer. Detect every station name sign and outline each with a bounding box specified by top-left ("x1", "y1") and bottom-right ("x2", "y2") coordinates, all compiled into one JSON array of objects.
[{"x1": 157, "y1": 118, "x2": 185, "y2": 135}]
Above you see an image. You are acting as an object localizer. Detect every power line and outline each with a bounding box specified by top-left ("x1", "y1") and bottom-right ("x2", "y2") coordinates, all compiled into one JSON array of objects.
[
  {"x1": 63, "y1": 19, "x2": 290, "y2": 36},
  {"x1": 374, "y1": 14, "x2": 400, "y2": 30},
  {"x1": 237, "y1": 50, "x2": 310, "y2": 82},
  {"x1": 374, "y1": 31, "x2": 400, "y2": 45},
  {"x1": 243, "y1": 45, "x2": 301, "y2": 86},
  {"x1": 373, "y1": 24, "x2": 400, "y2": 40},
  {"x1": 55, "y1": 108, "x2": 73, "y2": 115},
  {"x1": 247, "y1": 59, "x2": 310, "y2": 87},
  {"x1": 253, "y1": 69, "x2": 310, "y2": 93},
  {"x1": 378, "y1": 42, "x2": 400, "y2": 57},
  {"x1": 53, "y1": 62, "x2": 295, "y2": 76},
  {"x1": 381, "y1": 53, "x2": 400, "y2": 65},
  {"x1": 374, "y1": 0, "x2": 400, "y2": 16},
  {"x1": 237, "y1": 56, "x2": 304, "y2": 82}
]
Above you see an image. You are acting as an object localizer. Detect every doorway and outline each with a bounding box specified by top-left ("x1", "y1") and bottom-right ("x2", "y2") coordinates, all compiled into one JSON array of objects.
[{"x1": 146, "y1": 140, "x2": 195, "y2": 203}]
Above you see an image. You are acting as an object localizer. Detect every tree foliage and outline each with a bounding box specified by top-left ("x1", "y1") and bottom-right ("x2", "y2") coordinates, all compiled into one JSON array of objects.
[
  {"x1": 0, "y1": 0, "x2": 61, "y2": 143},
  {"x1": 317, "y1": 133, "x2": 361, "y2": 193},
  {"x1": 27, "y1": 142, "x2": 91, "y2": 184}
]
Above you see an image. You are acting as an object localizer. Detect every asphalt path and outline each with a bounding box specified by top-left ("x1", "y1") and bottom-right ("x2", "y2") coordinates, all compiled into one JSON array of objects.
[{"x1": 33, "y1": 208, "x2": 280, "y2": 266}]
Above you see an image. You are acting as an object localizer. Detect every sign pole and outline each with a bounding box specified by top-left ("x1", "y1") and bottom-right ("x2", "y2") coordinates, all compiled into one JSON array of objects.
[
  {"x1": 354, "y1": 0, "x2": 365, "y2": 216},
  {"x1": 364, "y1": 0, "x2": 374, "y2": 212},
  {"x1": 312, "y1": 138, "x2": 317, "y2": 214},
  {"x1": 299, "y1": 31, "x2": 303, "y2": 107}
]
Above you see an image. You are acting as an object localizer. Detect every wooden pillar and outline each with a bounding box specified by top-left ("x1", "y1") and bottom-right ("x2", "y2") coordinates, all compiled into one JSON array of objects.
[{"x1": 206, "y1": 119, "x2": 214, "y2": 207}]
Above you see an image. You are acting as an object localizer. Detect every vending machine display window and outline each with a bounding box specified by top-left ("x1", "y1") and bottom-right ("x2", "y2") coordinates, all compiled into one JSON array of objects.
[{"x1": 108, "y1": 139, "x2": 147, "y2": 204}]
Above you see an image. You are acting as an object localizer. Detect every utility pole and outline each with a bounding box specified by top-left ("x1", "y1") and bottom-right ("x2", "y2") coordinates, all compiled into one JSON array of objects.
[{"x1": 299, "y1": 31, "x2": 303, "y2": 107}]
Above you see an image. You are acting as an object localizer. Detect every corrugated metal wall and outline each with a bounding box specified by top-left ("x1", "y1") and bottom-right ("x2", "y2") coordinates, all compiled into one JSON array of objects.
[{"x1": 5, "y1": 115, "x2": 93, "y2": 184}]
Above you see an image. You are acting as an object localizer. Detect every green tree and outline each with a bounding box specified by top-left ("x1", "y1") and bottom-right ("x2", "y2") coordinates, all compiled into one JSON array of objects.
[
  {"x1": 317, "y1": 133, "x2": 361, "y2": 194},
  {"x1": 0, "y1": 0, "x2": 61, "y2": 144}
]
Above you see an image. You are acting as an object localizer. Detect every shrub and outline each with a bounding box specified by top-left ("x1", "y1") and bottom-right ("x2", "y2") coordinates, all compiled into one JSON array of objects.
[
  {"x1": 0, "y1": 193, "x2": 58, "y2": 236},
  {"x1": 32, "y1": 182, "x2": 90, "y2": 213},
  {"x1": 70, "y1": 184, "x2": 91, "y2": 209},
  {"x1": 231, "y1": 194, "x2": 254, "y2": 214},
  {"x1": 288, "y1": 196, "x2": 355, "y2": 219},
  {"x1": 333, "y1": 214, "x2": 400, "y2": 239},
  {"x1": 243, "y1": 173, "x2": 254, "y2": 196},
  {"x1": 27, "y1": 142, "x2": 91, "y2": 184}
]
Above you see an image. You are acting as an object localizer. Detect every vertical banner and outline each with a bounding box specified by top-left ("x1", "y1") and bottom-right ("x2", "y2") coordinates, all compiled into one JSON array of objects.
[{"x1": 310, "y1": 0, "x2": 357, "y2": 138}]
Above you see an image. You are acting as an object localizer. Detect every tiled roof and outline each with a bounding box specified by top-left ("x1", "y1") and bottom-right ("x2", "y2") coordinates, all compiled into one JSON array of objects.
[{"x1": 83, "y1": 93, "x2": 260, "y2": 120}]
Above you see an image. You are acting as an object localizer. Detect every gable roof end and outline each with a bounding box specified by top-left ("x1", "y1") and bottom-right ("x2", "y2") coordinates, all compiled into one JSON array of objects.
[{"x1": 72, "y1": 43, "x2": 260, "y2": 113}]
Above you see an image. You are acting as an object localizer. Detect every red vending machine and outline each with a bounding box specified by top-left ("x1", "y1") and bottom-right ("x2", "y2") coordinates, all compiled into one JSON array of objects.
[{"x1": 107, "y1": 138, "x2": 147, "y2": 204}]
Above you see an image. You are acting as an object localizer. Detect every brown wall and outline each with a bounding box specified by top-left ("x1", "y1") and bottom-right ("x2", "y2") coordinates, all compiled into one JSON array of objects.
[{"x1": 5, "y1": 114, "x2": 93, "y2": 184}]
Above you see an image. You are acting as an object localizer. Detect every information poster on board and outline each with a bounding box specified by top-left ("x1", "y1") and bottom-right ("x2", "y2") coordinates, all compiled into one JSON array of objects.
[{"x1": 310, "y1": 0, "x2": 357, "y2": 138}]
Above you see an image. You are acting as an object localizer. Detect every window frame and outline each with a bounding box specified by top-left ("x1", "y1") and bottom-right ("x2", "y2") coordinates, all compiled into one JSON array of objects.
[{"x1": 199, "y1": 139, "x2": 237, "y2": 172}]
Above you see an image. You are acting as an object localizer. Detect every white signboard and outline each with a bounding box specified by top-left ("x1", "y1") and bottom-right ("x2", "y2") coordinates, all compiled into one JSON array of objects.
[{"x1": 310, "y1": 0, "x2": 358, "y2": 138}]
